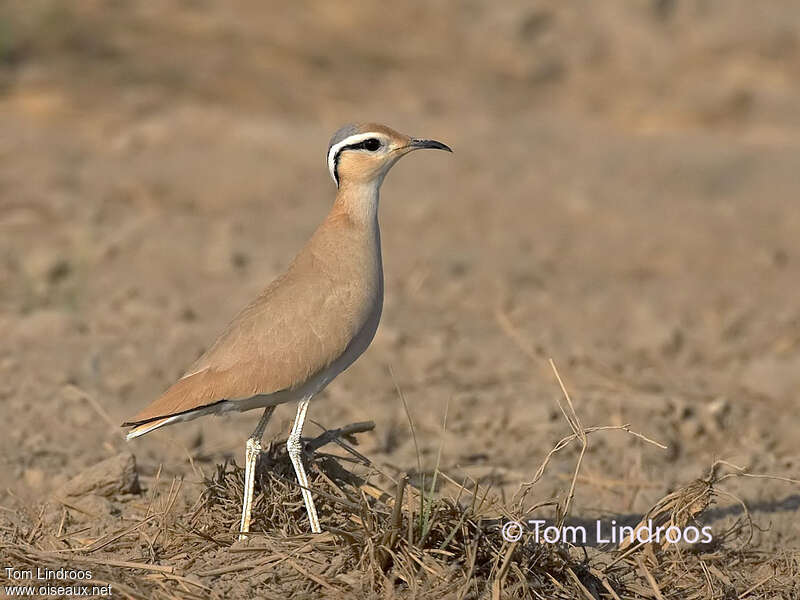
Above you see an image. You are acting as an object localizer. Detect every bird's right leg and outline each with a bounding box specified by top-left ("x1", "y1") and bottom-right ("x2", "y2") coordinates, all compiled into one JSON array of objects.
[{"x1": 239, "y1": 406, "x2": 275, "y2": 541}]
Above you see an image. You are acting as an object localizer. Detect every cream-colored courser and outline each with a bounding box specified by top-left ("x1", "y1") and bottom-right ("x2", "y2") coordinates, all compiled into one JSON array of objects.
[{"x1": 123, "y1": 123, "x2": 451, "y2": 538}]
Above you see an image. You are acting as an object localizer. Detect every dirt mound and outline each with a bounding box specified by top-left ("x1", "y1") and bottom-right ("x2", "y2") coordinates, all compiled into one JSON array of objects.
[{"x1": 3, "y1": 398, "x2": 797, "y2": 598}]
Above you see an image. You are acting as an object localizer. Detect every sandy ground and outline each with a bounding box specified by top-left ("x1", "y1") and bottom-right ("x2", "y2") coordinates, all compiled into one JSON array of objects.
[{"x1": 0, "y1": 0, "x2": 799, "y2": 596}]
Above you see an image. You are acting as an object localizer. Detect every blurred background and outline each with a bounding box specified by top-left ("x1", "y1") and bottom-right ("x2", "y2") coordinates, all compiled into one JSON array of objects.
[{"x1": 1, "y1": 0, "x2": 798, "y2": 547}]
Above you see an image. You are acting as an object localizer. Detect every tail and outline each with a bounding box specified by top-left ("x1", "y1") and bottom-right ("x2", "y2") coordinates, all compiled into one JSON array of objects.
[{"x1": 124, "y1": 415, "x2": 183, "y2": 440}]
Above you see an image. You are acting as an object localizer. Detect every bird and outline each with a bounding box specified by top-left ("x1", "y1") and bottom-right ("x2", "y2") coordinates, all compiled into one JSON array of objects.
[{"x1": 122, "y1": 123, "x2": 451, "y2": 539}]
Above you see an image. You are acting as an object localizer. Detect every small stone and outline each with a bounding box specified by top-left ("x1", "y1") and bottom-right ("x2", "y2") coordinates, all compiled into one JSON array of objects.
[{"x1": 52, "y1": 452, "x2": 140, "y2": 500}]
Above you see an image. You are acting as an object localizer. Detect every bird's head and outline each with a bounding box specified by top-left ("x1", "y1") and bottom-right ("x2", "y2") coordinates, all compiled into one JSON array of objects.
[{"x1": 327, "y1": 123, "x2": 451, "y2": 189}]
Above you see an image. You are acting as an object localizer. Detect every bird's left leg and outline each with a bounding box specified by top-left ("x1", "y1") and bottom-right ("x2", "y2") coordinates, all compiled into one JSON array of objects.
[
  {"x1": 287, "y1": 397, "x2": 321, "y2": 533},
  {"x1": 239, "y1": 405, "x2": 275, "y2": 541}
]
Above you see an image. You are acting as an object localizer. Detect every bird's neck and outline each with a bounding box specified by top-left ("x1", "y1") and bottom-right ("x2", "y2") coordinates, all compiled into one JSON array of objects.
[{"x1": 333, "y1": 181, "x2": 381, "y2": 227}]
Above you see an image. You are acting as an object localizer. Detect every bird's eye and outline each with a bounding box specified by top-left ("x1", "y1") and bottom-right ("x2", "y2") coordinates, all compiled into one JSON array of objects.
[{"x1": 363, "y1": 138, "x2": 381, "y2": 151}]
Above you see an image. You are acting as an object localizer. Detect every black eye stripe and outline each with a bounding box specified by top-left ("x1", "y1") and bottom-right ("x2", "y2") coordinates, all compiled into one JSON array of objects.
[
  {"x1": 332, "y1": 138, "x2": 383, "y2": 185},
  {"x1": 345, "y1": 138, "x2": 381, "y2": 152}
]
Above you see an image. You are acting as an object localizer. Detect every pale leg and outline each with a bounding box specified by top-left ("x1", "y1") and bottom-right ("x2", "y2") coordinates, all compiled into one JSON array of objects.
[
  {"x1": 287, "y1": 397, "x2": 321, "y2": 533},
  {"x1": 239, "y1": 406, "x2": 275, "y2": 541}
]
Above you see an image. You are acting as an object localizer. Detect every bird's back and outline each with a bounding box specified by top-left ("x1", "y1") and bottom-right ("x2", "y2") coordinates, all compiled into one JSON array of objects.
[{"x1": 125, "y1": 206, "x2": 383, "y2": 426}]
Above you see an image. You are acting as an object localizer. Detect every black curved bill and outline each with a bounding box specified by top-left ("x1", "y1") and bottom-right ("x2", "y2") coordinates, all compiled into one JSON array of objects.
[{"x1": 409, "y1": 138, "x2": 453, "y2": 152}]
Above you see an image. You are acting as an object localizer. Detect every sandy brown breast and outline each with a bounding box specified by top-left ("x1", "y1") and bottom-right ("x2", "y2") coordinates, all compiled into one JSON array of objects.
[{"x1": 123, "y1": 206, "x2": 383, "y2": 426}]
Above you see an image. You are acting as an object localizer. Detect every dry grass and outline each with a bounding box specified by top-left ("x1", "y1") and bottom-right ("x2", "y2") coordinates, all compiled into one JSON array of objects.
[
  {"x1": 2, "y1": 372, "x2": 798, "y2": 599},
  {"x1": 2, "y1": 451, "x2": 798, "y2": 599}
]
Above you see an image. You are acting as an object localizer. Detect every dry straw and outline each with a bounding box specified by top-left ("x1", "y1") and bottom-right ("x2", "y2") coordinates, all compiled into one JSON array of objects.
[{"x1": 1, "y1": 363, "x2": 798, "y2": 598}]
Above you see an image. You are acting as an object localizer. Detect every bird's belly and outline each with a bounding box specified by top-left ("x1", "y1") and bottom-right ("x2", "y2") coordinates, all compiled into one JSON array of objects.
[
  {"x1": 230, "y1": 295, "x2": 382, "y2": 413},
  {"x1": 311, "y1": 292, "x2": 383, "y2": 392}
]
